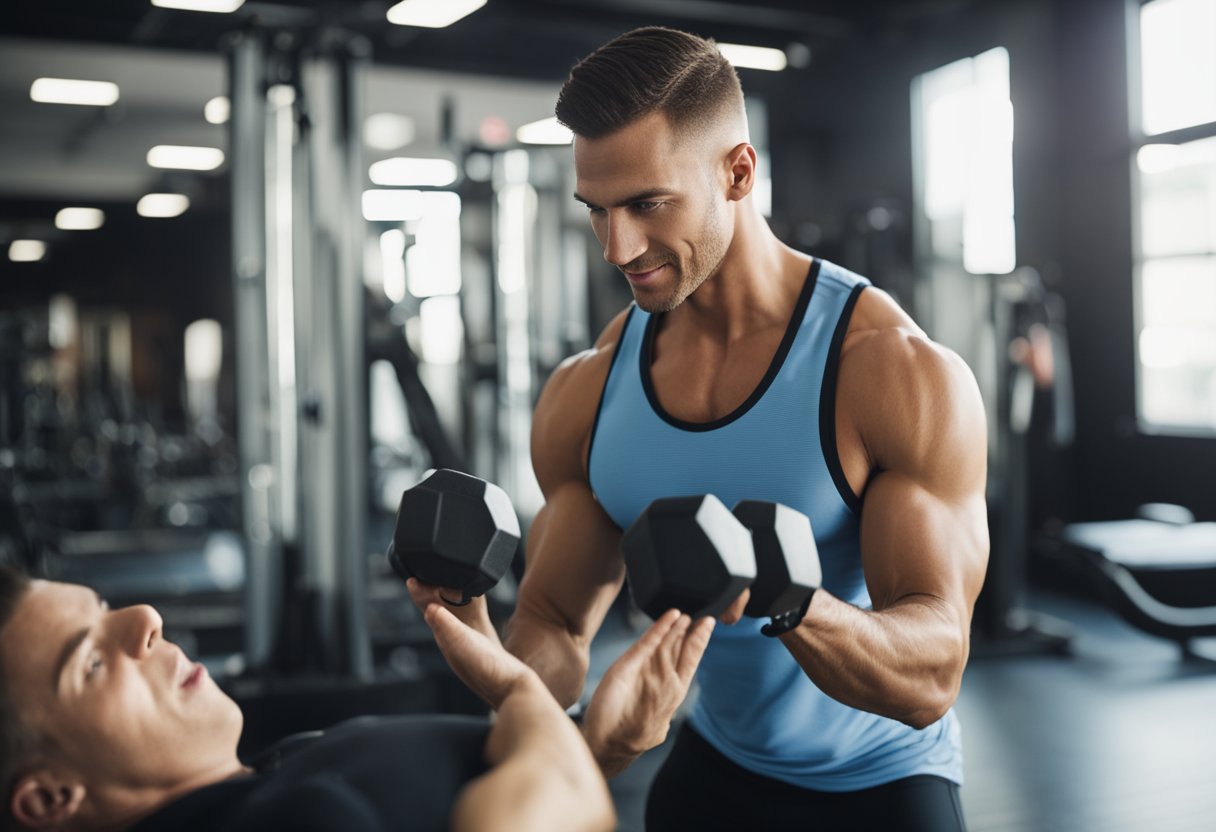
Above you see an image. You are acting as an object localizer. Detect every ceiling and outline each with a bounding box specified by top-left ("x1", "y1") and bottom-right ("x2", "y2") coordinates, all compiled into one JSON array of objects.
[
  {"x1": 0, "y1": 37, "x2": 564, "y2": 201},
  {"x1": 0, "y1": 0, "x2": 972, "y2": 233},
  {"x1": 4, "y1": 1, "x2": 972, "y2": 76}
]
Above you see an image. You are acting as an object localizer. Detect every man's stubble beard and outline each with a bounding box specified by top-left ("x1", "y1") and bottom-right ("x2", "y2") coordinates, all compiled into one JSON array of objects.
[{"x1": 633, "y1": 204, "x2": 730, "y2": 315}]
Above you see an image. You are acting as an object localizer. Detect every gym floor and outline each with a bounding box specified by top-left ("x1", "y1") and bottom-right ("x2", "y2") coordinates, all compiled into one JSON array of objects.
[{"x1": 592, "y1": 590, "x2": 1216, "y2": 832}]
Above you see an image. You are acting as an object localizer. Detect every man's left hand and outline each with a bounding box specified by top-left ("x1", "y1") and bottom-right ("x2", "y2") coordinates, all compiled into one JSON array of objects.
[{"x1": 581, "y1": 609, "x2": 714, "y2": 777}]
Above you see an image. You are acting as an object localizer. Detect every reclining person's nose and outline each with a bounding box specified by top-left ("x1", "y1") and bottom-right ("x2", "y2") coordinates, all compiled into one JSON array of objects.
[{"x1": 122, "y1": 605, "x2": 163, "y2": 657}]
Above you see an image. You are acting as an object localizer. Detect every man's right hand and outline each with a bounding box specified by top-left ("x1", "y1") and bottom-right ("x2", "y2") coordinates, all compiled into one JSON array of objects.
[
  {"x1": 406, "y1": 577, "x2": 500, "y2": 646},
  {"x1": 581, "y1": 609, "x2": 715, "y2": 778}
]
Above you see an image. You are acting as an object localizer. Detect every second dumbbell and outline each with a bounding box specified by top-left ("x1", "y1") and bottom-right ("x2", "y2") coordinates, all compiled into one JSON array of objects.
[{"x1": 621, "y1": 494, "x2": 820, "y2": 635}]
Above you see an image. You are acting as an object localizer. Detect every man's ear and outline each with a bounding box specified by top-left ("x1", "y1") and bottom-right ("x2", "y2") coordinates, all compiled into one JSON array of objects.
[
  {"x1": 724, "y1": 142, "x2": 757, "y2": 201},
  {"x1": 11, "y1": 773, "x2": 86, "y2": 828}
]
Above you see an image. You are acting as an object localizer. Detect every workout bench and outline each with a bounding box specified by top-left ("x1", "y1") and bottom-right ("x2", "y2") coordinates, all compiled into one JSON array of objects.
[{"x1": 1038, "y1": 508, "x2": 1216, "y2": 658}]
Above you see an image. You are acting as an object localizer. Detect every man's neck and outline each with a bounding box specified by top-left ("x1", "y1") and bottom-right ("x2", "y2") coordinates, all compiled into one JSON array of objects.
[
  {"x1": 674, "y1": 205, "x2": 809, "y2": 343},
  {"x1": 69, "y1": 760, "x2": 251, "y2": 832}
]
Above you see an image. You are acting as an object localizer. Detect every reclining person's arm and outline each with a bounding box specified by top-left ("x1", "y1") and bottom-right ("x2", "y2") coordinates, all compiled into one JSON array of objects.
[
  {"x1": 451, "y1": 673, "x2": 614, "y2": 832},
  {"x1": 423, "y1": 604, "x2": 614, "y2": 832}
]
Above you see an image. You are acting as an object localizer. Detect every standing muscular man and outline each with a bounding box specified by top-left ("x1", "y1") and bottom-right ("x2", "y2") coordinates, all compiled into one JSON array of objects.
[{"x1": 413, "y1": 26, "x2": 988, "y2": 830}]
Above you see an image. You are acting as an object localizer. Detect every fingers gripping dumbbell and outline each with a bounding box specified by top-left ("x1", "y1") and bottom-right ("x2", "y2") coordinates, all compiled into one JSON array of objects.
[
  {"x1": 386, "y1": 469, "x2": 521, "y2": 606},
  {"x1": 621, "y1": 494, "x2": 820, "y2": 636}
]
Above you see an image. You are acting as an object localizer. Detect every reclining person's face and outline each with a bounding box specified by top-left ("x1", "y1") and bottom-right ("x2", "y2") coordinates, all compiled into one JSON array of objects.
[{"x1": 0, "y1": 580, "x2": 244, "y2": 826}]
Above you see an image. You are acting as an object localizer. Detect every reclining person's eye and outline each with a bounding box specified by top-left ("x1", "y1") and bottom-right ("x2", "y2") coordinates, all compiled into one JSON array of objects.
[{"x1": 86, "y1": 654, "x2": 103, "y2": 680}]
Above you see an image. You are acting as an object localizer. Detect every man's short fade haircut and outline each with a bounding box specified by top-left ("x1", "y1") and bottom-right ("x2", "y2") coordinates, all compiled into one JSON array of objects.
[{"x1": 555, "y1": 26, "x2": 744, "y2": 140}]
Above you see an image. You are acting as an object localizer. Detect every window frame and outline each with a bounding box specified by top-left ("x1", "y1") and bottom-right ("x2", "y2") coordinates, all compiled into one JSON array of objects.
[{"x1": 1129, "y1": 0, "x2": 1216, "y2": 437}]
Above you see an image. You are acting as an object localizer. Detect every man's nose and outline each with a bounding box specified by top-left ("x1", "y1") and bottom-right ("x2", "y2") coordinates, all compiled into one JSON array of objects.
[
  {"x1": 118, "y1": 605, "x2": 163, "y2": 658},
  {"x1": 602, "y1": 214, "x2": 647, "y2": 267}
]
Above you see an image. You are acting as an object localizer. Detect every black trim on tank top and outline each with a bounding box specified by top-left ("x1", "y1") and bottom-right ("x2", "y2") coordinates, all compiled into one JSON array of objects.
[
  {"x1": 639, "y1": 259, "x2": 822, "y2": 433},
  {"x1": 819, "y1": 283, "x2": 867, "y2": 515},
  {"x1": 586, "y1": 304, "x2": 638, "y2": 478}
]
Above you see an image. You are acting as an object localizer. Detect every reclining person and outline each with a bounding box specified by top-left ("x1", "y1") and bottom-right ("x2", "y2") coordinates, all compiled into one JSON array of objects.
[{"x1": 0, "y1": 567, "x2": 713, "y2": 831}]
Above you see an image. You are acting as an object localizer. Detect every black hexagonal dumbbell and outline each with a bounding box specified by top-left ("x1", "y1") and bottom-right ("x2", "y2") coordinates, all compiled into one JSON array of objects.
[
  {"x1": 620, "y1": 494, "x2": 757, "y2": 619},
  {"x1": 732, "y1": 500, "x2": 820, "y2": 636},
  {"x1": 386, "y1": 469, "x2": 521, "y2": 605}
]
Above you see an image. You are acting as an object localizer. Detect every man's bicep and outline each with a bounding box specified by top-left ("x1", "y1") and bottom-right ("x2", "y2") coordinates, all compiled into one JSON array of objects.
[
  {"x1": 521, "y1": 338, "x2": 625, "y2": 645},
  {"x1": 857, "y1": 342, "x2": 989, "y2": 615},
  {"x1": 515, "y1": 481, "x2": 625, "y2": 644},
  {"x1": 859, "y1": 471, "x2": 988, "y2": 617}
]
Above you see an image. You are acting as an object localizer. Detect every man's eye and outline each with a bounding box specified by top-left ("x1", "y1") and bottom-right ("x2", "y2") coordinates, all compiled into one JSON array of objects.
[
  {"x1": 587, "y1": 206, "x2": 605, "y2": 216},
  {"x1": 86, "y1": 654, "x2": 103, "y2": 680},
  {"x1": 633, "y1": 201, "x2": 660, "y2": 212}
]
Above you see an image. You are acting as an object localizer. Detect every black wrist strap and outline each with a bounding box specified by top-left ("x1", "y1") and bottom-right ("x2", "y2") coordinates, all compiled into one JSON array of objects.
[{"x1": 761, "y1": 591, "x2": 815, "y2": 638}]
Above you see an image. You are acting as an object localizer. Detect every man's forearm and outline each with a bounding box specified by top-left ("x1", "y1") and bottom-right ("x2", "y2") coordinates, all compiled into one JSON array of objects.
[
  {"x1": 579, "y1": 726, "x2": 644, "y2": 779},
  {"x1": 780, "y1": 591, "x2": 969, "y2": 729},
  {"x1": 503, "y1": 614, "x2": 590, "y2": 709}
]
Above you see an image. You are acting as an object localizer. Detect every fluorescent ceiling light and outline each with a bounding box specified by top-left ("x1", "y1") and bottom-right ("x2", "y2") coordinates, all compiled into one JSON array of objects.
[
  {"x1": 204, "y1": 96, "x2": 230, "y2": 125},
  {"x1": 137, "y1": 193, "x2": 191, "y2": 218},
  {"x1": 516, "y1": 116, "x2": 573, "y2": 145},
  {"x1": 147, "y1": 145, "x2": 225, "y2": 171},
  {"x1": 362, "y1": 189, "x2": 424, "y2": 221},
  {"x1": 55, "y1": 207, "x2": 105, "y2": 231},
  {"x1": 717, "y1": 43, "x2": 788, "y2": 72},
  {"x1": 150, "y1": 0, "x2": 246, "y2": 12},
  {"x1": 9, "y1": 240, "x2": 47, "y2": 263},
  {"x1": 369, "y1": 157, "x2": 458, "y2": 187},
  {"x1": 387, "y1": 0, "x2": 486, "y2": 28},
  {"x1": 365, "y1": 113, "x2": 416, "y2": 151},
  {"x1": 30, "y1": 78, "x2": 119, "y2": 106}
]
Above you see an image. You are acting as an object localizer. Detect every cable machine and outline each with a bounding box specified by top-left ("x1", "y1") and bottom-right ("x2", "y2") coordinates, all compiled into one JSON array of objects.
[{"x1": 228, "y1": 25, "x2": 372, "y2": 680}]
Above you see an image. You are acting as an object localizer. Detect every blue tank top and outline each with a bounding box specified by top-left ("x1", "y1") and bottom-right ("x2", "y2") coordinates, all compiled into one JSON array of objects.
[{"x1": 588, "y1": 259, "x2": 963, "y2": 791}]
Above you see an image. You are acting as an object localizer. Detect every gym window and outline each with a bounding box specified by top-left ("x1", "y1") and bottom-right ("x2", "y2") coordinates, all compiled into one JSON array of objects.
[
  {"x1": 911, "y1": 46, "x2": 1016, "y2": 277},
  {"x1": 1133, "y1": 0, "x2": 1216, "y2": 434}
]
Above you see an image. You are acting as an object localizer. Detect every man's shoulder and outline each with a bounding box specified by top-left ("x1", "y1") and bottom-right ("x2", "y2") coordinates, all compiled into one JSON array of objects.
[
  {"x1": 844, "y1": 325, "x2": 972, "y2": 398},
  {"x1": 537, "y1": 305, "x2": 633, "y2": 414},
  {"x1": 838, "y1": 286, "x2": 971, "y2": 387},
  {"x1": 226, "y1": 718, "x2": 492, "y2": 832},
  {"x1": 842, "y1": 285, "x2": 917, "y2": 340},
  {"x1": 837, "y1": 304, "x2": 985, "y2": 477},
  {"x1": 532, "y1": 305, "x2": 634, "y2": 485}
]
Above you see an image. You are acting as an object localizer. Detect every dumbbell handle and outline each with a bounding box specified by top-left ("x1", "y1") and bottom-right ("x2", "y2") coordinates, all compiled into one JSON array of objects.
[
  {"x1": 760, "y1": 592, "x2": 815, "y2": 637},
  {"x1": 732, "y1": 499, "x2": 820, "y2": 637}
]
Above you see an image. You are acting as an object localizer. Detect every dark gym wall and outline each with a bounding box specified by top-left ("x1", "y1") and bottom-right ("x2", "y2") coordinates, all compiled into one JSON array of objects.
[
  {"x1": 766, "y1": 0, "x2": 1215, "y2": 524},
  {"x1": 768, "y1": 1, "x2": 1067, "y2": 298},
  {"x1": 0, "y1": 190, "x2": 233, "y2": 420},
  {"x1": 0, "y1": 199, "x2": 230, "y2": 312}
]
